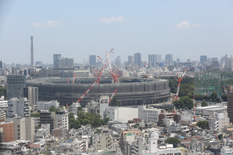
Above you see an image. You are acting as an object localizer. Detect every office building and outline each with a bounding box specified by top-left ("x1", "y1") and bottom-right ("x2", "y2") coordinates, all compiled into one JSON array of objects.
[
  {"x1": 37, "y1": 100, "x2": 60, "y2": 111},
  {"x1": 115, "y1": 56, "x2": 121, "y2": 67},
  {"x1": 226, "y1": 58, "x2": 233, "y2": 71},
  {"x1": 148, "y1": 54, "x2": 161, "y2": 67},
  {"x1": 31, "y1": 36, "x2": 34, "y2": 66},
  {"x1": 0, "y1": 120, "x2": 14, "y2": 142},
  {"x1": 200, "y1": 55, "x2": 207, "y2": 63},
  {"x1": 7, "y1": 117, "x2": 35, "y2": 142},
  {"x1": 228, "y1": 86, "x2": 233, "y2": 124},
  {"x1": 165, "y1": 54, "x2": 173, "y2": 65},
  {"x1": 27, "y1": 87, "x2": 38, "y2": 111},
  {"x1": 53, "y1": 54, "x2": 61, "y2": 68},
  {"x1": 89, "y1": 55, "x2": 96, "y2": 66},
  {"x1": 55, "y1": 57, "x2": 74, "y2": 68},
  {"x1": 128, "y1": 55, "x2": 134, "y2": 65},
  {"x1": 7, "y1": 98, "x2": 30, "y2": 118},
  {"x1": 177, "y1": 58, "x2": 180, "y2": 63},
  {"x1": 0, "y1": 59, "x2": 2, "y2": 69},
  {"x1": 209, "y1": 111, "x2": 229, "y2": 131},
  {"x1": 211, "y1": 60, "x2": 220, "y2": 71},
  {"x1": 134, "y1": 53, "x2": 141, "y2": 67},
  {"x1": 7, "y1": 75, "x2": 26, "y2": 100},
  {"x1": 40, "y1": 111, "x2": 56, "y2": 132}
]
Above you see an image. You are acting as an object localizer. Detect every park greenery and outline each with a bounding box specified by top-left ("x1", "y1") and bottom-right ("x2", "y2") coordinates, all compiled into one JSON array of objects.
[
  {"x1": 196, "y1": 120, "x2": 209, "y2": 129},
  {"x1": 173, "y1": 96, "x2": 193, "y2": 110},
  {"x1": 201, "y1": 99, "x2": 208, "y2": 107},
  {"x1": 69, "y1": 109, "x2": 109, "y2": 129},
  {"x1": 165, "y1": 137, "x2": 180, "y2": 147}
]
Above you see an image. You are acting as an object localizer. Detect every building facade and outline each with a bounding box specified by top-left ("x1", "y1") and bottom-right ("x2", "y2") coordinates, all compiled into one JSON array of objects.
[
  {"x1": 37, "y1": 100, "x2": 60, "y2": 111},
  {"x1": 28, "y1": 87, "x2": 38, "y2": 111},
  {"x1": 165, "y1": 54, "x2": 173, "y2": 65},
  {"x1": 89, "y1": 55, "x2": 96, "y2": 66},
  {"x1": 7, "y1": 98, "x2": 30, "y2": 118},
  {"x1": 0, "y1": 120, "x2": 14, "y2": 142},
  {"x1": 7, "y1": 75, "x2": 26, "y2": 100},
  {"x1": 53, "y1": 54, "x2": 61, "y2": 68},
  {"x1": 138, "y1": 106, "x2": 161, "y2": 123},
  {"x1": 134, "y1": 53, "x2": 142, "y2": 67}
]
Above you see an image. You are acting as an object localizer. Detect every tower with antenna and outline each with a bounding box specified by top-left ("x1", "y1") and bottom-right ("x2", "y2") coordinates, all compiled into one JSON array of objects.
[{"x1": 31, "y1": 36, "x2": 34, "y2": 66}]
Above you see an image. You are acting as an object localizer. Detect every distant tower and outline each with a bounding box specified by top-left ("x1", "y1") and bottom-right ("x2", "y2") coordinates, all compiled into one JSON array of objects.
[{"x1": 31, "y1": 36, "x2": 34, "y2": 66}]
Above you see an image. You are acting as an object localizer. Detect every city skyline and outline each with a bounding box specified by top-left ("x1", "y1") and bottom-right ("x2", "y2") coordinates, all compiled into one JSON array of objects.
[{"x1": 0, "y1": 0, "x2": 232, "y2": 64}]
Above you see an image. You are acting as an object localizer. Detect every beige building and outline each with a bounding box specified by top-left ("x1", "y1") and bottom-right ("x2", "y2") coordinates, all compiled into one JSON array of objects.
[
  {"x1": 6, "y1": 117, "x2": 35, "y2": 142},
  {"x1": 28, "y1": 87, "x2": 38, "y2": 111},
  {"x1": 93, "y1": 132, "x2": 113, "y2": 150}
]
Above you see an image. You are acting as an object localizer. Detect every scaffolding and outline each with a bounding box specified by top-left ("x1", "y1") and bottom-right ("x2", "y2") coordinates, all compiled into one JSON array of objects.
[{"x1": 194, "y1": 71, "x2": 228, "y2": 97}]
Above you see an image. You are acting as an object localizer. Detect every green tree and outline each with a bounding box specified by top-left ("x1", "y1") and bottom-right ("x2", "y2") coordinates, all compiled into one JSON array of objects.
[
  {"x1": 110, "y1": 97, "x2": 121, "y2": 106},
  {"x1": 165, "y1": 138, "x2": 180, "y2": 147},
  {"x1": 30, "y1": 112, "x2": 40, "y2": 117},
  {"x1": 218, "y1": 134, "x2": 223, "y2": 140},
  {"x1": 201, "y1": 99, "x2": 208, "y2": 107},
  {"x1": 196, "y1": 120, "x2": 209, "y2": 129},
  {"x1": 77, "y1": 107, "x2": 83, "y2": 112},
  {"x1": 173, "y1": 96, "x2": 193, "y2": 110},
  {"x1": 49, "y1": 105, "x2": 60, "y2": 112},
  {"x1": 210, "y1": 92, "x2": 218, "y2": 102}
]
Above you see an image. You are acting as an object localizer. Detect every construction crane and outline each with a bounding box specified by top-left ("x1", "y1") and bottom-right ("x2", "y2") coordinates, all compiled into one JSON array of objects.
[
  {"x1": 175, "y1": 67, "x2": 189, "y2": 101},
  {"x1": 67, "y1": 77, "x2": 69, "y2": 84},
  {"x1": 77, "y1": 65, "x2": 106, "y2": 103},
  {"x1": 223, "y1": 86, "x2": 227, "y2": 94},
  {"x1": 106, "y1": 48, "x2": 115, "y2": 83},
  {"x1": 72, "y1": 73, "x2": 77, "y2": 84},
  {"x1": 137, "y1": 65, "x2": 147, "y2": 78},
  {"x1": 109, "y1": 88, "x2": 118, "y2": 104}
]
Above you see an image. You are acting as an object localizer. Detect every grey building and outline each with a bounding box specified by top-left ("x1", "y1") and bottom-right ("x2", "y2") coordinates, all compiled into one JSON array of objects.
[
  {"x1": 35, "y1": 61, "x2": 42, "y2": 66},
  {"x1": 165, "y1": 54, "x2": 173, "y2": 65},
  {"x1": 28, "y1": 87, "x2": 38, "y2": 111},
  {"x1": 200, "y1": 55, "x2": 207, "y2": 63},
  {"x1": 134, "y1": 53, "x2": 141, "y2": 67},
  {"x1": 53, "y1": 54, "x2": 61, "y2": 68},
  {"x1": 128, "y1": 55, "x2": 134, "y2": 65},
  {"x1": 148, "y1": 54, "x2": 161, "y2": 67},
  {"x1": 7, "y1": 98, "x2": 30, "y2": 118},
  {"x1": 0, "y1": 59, "x2": 2, "y2": 69},
  {"x1": 115, "y1": 56, "x2": 121, "y2": 67},
  {"x1": 89, "y1": 55, "x2": 96, "y2": 66},
  {"x1": 40, "y1": 111, "x2": 55, "y2": 132},
  {"x1": 55, "y1": 57, "x2": 74, "y2": 69},
  {"x1": 7, "y1": 75, "x2": 26, "y2": 100}
]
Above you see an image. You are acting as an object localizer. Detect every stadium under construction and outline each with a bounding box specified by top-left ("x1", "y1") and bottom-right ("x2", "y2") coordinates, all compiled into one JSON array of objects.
[{"x1": 27, "y1": 77, "x2": 170, "y2": 106}]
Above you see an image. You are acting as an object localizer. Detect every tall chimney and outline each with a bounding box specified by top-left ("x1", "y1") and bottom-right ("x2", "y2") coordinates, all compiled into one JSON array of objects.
[{"x1": 31, "y1": 36, "x2": 34, "y2": 66}]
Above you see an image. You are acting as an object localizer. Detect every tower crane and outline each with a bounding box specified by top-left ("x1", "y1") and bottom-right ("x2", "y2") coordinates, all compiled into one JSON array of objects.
[
  {"x1": 72, "y1": 73, "x2": 77, "y2": 84},
  {"x1": 175, "y1": 67, "x2": 189, "y2": 101},
  {"x1": 223, "y1": 86, "x2": 227, "y2": 94}
]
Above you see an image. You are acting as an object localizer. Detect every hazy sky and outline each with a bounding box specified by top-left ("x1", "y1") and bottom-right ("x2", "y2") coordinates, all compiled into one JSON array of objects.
[{"x1": 0, "y1": 0, "x2": 233, "y2": 64}]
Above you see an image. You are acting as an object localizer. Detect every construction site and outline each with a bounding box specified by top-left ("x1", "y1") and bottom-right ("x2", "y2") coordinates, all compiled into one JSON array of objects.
[{"x1": 26, "y1": 49, "x2": 171, "y2": 106}]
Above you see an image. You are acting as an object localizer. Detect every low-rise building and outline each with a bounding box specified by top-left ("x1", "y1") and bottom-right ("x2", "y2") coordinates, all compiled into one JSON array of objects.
[
  {"x1": 0, "y1": 119, "x2": 14, "y2": 142},
  {"x1": 34, "y1": 124, "x2": 50, "y2": 141},
  {"x1": 195, "y1": 105, "x2": 227, "y2": 116},
  {"x1": 221, "y1": 146, "x2": 233, "y2": 155},
  {"x1": 52, "y1": 127, "x2": 67, "y2": 138},
  {"x1": 37, "y1": 100, "x2": 60, "y2": 111},
  {"x1": 69, "y1": 102, "x2": 81, "y2": 114},
  {"x1": 54, "y1": 110, "x2": 69, "y2": 131},
  {"x1": 138, "y1": 106, "x2": 161, "y2": 123},
  {"x1": 209, "y1": 111, "x2": 230, "y2": 131}
]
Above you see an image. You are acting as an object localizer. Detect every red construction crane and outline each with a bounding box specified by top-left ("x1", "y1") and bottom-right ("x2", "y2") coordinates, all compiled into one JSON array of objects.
[
  {"x1": 223, "y1": 86, "x2": 227, "y2": 94},
  {"x1": 109, "y1": 88, "x2": 118, "y2": 104},
  {"x1": 72, "y1": 73, "x2": 77, "y2": 84},
  {"x1": 67, "y1": 77, "x2": 69, "y2": 84},
  {"x1": 175, "y1": 67, "x2": 189, "y2": 101}
]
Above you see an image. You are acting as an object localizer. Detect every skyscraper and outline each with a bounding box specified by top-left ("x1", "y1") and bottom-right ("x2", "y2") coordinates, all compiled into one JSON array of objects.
[
  {"x1": 165, "y1": 54, "x2": 173, "y2": 65},
  {"x1": 200, "y1": 55, "x2": 207, "y2": 63},
  {"x1": 31, "y1": 36, "x2": 34, "y2": 66},
  {"x1": 7, "y1": 75, "x2": 26, "y2": 100},
  {"x1": 128, "y1": 55, "x2": 134, "y2": 65},
  {"x1": 134, "y1": 53, "x2": 141, "y2": 67},
  {"x1": 53, "y1": 54, "x2": 61, "y2": 68},
  {"x1": 115, "y1": 56, "x2": 121, "y2": 67},
  {"x1": 89, "y1": 55, "x2": 96, "y2": 66},
  {"x1": 0, "y1": 59, "x2": 2, "y2": 69},
  {"x1": 148, "y1": 54, "x2": 161, "y2": 67}
]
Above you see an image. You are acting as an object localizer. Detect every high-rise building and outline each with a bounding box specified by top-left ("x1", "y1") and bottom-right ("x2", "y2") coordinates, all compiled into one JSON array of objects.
[
  {"x1": 89, "y1": 55, "x2": 96, "y2": 66},
  {"x1": 134, "y1": 53, "x2": 141, "y2": 67},
  {"x1": 148, "y1": 54, "x2": 161, "y2": 67},
  {"x1": 227, "y1": 86, "x2": 233, "y2": 124},
  {"x1": 0, "y1": 59, "x2": 2, "y2": 69},
  {"x1": 177, "y1": 58, "x2": 180, "y2": 63},
  {"x1": 7, "y1": 98, "x2": 30, "y2": 118},
  {"x1": 6, "y1": 117, "x2": 35, "y2": 142},
  {"x1": 30, "y1": 36, "x2": 34, "y2": 66},
  {"x1": 115, "y1": 56, "x2": 121, "y2": 67},
  {"x1": 53, "y1": 54, "x2": 61, "y2": 68},
  {"x1": 27, "y1": 87, "x2": 38, "y2": 111},
  {"x1": 7, "y1": 75, "x2": 26, "y2": 100},
  {"x1": 35, "y1": 61, "x2": 42, "y2": 66},
  {"x1": 226, "y1": 58, "x2": 233, "y2": 71},
  {"x1": 128, "y1": 55, "x2": 134, "y2": 65},
  {"x1": 57, "y1": 58, "x2": 74, "y2": 68},
  {"x1": 200, "y1": 55, "x2": 207, "y2": 63},
  {"x1": 165, "y1": 54, "x2": 173, "y2": 65}
]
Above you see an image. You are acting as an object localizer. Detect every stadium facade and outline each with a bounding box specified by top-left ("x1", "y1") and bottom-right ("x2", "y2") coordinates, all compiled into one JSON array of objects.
[{"x1": 27, "y1": 77, "x2": 170, "y2": 106}]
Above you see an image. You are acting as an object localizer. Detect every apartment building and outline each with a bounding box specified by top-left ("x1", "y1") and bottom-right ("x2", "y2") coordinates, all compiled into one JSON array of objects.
[
  {"x1": 138, "y1": 106, "x2": 161, "y2": 123},
  {"x1": 209, "y1": 111, "x2": 230, "y2": 131},
  {"x1": 0, "y1": 119, "x2": 14, "y2": 142},
  {"x1": 93, "y1": 131, "x2": 113, "y2": 150},
  {"x1": 7, "y1": 98, "x2": 30, "y2": 118}
]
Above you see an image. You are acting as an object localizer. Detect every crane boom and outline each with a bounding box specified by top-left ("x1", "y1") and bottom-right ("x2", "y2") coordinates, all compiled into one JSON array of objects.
[
  {"x1": 109, "y1": 88, "x2": 118, "y2": 104},
  {"x1": 175, "y1": 67, "x2": 188, "y2": 101}
]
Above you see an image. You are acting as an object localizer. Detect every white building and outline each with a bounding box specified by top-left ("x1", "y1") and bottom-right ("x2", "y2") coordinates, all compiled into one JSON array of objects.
[
  {"x1": 34, "y1": 124, "x2": 50, "y2": 141},
  {"x1": 138, "y1": 106, "x2": 161, "y2": 123},
  {"x1": 0, "y1": 97, "x2": 7, "y2": 120},
  {"x1": 37, "y1": 100, "x2": 60, "y2": 111},
  {"x1": 209, "y1": 111, "x2": 230, "y2": 131},
  {"x1": 163, "y1": 117, "x2": 175, "y2": 127},
  {"x1": 105, "y1": 107, "x2": 138, "y2": 123},
  {"x1": 54, "y1": 110, "x2": 69, "y2": 131},
  {"x1": 142, "y1": 131, "x2": 183, "y2": 155},
  {"x1": 195, "y1": 105, "x2": 227, "y2": 116},
  {"x1": 87, "y1": 96, "x2": 109, "y2": 119},
  {"x1": 69, "y1": 102, "x2": 81, "y2": 114},
  {"x1": 7, "y1": 98, "x2": 30, "y2": 118},
  {"x1": 221, "y1": 146, "x2": 233, "y2": 155},
  {"x1": 28, "y1": 87, "x2": 38, "y2": 111}
]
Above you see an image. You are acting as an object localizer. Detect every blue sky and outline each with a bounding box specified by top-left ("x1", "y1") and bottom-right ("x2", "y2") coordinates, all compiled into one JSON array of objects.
[{"x1": 0, "y1": 0, "x2": 233, "y2": 64}]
